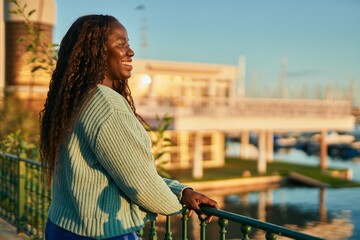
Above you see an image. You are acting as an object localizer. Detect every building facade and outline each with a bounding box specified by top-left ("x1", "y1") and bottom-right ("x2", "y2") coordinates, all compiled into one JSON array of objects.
[{"x1": 1, "y1": 0, "x2": 56, "y2": 110}]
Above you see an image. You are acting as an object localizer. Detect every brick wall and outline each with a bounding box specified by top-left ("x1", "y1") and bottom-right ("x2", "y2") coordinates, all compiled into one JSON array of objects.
[{"x1": 5, "y1": 21, "x2": 53, "y2": 87}]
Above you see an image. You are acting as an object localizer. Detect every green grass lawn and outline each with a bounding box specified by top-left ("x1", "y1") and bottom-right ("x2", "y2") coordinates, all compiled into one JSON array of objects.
[{"x1": 167, "y1": 157, "x2": 360, "y2": 187}]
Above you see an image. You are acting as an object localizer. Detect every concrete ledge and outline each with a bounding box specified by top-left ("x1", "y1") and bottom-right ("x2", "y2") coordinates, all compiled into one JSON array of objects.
[
  {"x1": 289, "y1": 172, "x2": 330, "y2": 187},
  {"x1": 183, "y1": 175, "x2": 285, "y2": 194}
]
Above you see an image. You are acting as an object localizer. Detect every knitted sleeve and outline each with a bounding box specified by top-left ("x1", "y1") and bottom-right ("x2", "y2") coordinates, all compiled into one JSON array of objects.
[
  {"x1": 94, "y1": 110, "x2": 184, "y2": 216},
  {"x1": 163, "y1": 178, "x2": 192, "y2": 201}
]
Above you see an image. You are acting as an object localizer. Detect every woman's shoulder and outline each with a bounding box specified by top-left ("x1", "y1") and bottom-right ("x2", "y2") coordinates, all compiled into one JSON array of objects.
[
  {"x1": 94, "y1": 84, "x2": 130, "y2": 112},
  {"x1": 78, "y1": 85, "x2": 134, "y2": 131}
]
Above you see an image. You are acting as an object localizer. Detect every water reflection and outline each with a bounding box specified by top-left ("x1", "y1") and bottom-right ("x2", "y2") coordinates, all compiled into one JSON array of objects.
[{"x1": 146, "y1": 187, "x2": 358, "y2": 240}]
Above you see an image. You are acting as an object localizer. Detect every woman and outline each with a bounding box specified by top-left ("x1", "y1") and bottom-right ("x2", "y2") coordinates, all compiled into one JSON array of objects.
[{"x1": 40, "y1": 14, "x2": 218, "y2": 240}]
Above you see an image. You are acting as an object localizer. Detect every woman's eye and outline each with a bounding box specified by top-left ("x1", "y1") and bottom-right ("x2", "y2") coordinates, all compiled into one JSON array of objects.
[{"x1": 117, "y1": 43, "x2": 129, "y2": 48}]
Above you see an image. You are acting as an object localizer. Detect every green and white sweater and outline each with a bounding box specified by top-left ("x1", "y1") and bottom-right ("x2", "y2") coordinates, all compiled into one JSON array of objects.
[{"x1": 48, "y1": 85, "x2": 187, "y2": 238}]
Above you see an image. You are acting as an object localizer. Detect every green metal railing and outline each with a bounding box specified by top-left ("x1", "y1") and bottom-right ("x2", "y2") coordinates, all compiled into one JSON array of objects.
[
  {"x1": 0, "y1": 153, "x2": 324, "y2": 240},
  {"x1": 0, "y1": 153, "x2": 51, "y2": 239},
  {"x1": 137, "y1": 207, "x2": 324, "y2": 240}
]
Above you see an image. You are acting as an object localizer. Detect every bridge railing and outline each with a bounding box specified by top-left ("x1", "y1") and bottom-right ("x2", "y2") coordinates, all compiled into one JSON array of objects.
[
  {"x1": 135, "y1": 96, "x2": 352, "y2": 118},
  {"x1": 0, "y1": 153, "x2": 324, "y2": 240}
]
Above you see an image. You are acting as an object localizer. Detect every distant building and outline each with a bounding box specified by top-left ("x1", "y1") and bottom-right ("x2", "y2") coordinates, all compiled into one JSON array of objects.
[
  {"x1": 130, "y1": 59, "x2": 239, "y2": 171},
  {"x1": 1, "y1": 0, "x2": 56, "y2": 110}
]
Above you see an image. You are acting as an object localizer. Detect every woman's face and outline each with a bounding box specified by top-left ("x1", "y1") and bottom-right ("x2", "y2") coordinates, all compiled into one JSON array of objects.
[{"x1": 103, "y1": 22, "x2": 134, "y2": 86}]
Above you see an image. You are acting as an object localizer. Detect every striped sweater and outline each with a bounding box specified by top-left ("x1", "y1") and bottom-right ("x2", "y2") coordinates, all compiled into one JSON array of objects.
[{"x1": 48, "y1": 84, "x2": 187, "y2": 239}]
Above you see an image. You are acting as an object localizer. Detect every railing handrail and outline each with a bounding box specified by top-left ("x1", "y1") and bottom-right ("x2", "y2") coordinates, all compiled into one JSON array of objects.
[
  {"x1": 134, "y1": 96, "x2": 352, "y2": 118},
  {"x1": 201, "y1": 206, "x2": 325, "y2": 240},
  {"x1": 1, "y1": 152, "x2": 41, "y2": 166}
]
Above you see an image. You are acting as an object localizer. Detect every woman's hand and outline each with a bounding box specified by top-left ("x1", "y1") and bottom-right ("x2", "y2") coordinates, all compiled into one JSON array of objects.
[{"x1": 180, "y1": 188, "x2": 219, "y2": 223}]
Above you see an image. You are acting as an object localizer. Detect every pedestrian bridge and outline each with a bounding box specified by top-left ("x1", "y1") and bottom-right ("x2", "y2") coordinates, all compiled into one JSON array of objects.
[
  {"x1": 136, "y1": 97, "x2": 354, "y2": 132},
  {"x1": 135, "y1": 97, "x2": 354, "y2": 176}
]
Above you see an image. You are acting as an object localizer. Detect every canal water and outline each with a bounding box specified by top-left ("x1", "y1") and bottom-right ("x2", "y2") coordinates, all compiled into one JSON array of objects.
[{"x1": 150, "y1": 148, "x2": 360, "y2": 240}]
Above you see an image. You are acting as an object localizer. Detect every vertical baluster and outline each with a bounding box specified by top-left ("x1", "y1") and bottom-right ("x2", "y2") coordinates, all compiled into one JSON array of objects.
[
  {"x1": 10, "y1": 160, "x2": 14, "y2": 222},
  {"x1": 12, "y1": 160, "x2": 16, "y2": 223},
  {"x1": 41, "y1": 172, "x2": 46, "y2": 239},
  {"x1": 17, "y1": 158, "x2": 26, "y2": 234},
  {"x1": 240, "y1": 224, "x2": 251, "y2": 240},
  {"x1": 23, "y1": 163, "x2": 30, "y2": 235},
  {"x1": 181, "y1": 208, "x2": 189, "y2": 240},
  {"x1": 0, "y1": 156, "x2": 3, "y2": 217},
  {"x1": 3, "y1": 157, "x2": 9, "y2": 220},
  {"x1": 199, "y1": 215, "x2": 207, "y2": 240},
  {"x1": 265, "y1": 232, "x2": 277, "y2": 240},
  {"x1": 149, "y1": 220, "x2": 157, "y2": 240},
  {"x1": 138, "y1": 228, "x2": 143, "y2": 240},
  {"x1": 164, "y1": 215, "x2": 172, "y2": 240},
  {"x1": 218, "y1": 218, "x2": 228, "y2": 240},
  {"x1": 36, "y1": 167, "x2": 41, "y2": 237},
  {"x1": 29, "y1": 165, "x2": 34, "y2": 236}
]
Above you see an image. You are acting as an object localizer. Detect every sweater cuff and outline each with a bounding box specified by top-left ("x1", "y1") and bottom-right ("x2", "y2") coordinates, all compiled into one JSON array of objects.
[{"x1": 163, "y1": 178, "x2": 193, "y2": 201}]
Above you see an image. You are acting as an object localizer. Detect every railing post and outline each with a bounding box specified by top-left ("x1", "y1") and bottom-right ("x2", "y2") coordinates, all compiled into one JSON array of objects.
[
  {"x1": 41, "y1": 172, "x2": 47, "y2": 238},
  {"x1": 181, "y1": 209, "x2": 189, "y2": 240},
  {"x1": 240, "y1": 224, "x2": 251, "y2": 240},
  {"x1": 149, "y1": 220, "x2": 158, "y2": 240},
  {"x1": 138, "y1": 228, "x2": 144, "y2": 240},
  {"x1": 218, "y1": 218, "x2": 228, "y2": 240},
  {"x1": 16, "y1": 159, "x2": 26, "y2": 233},
  {"x1": 199, "y1": 215, "x2": 207, "y2": 240},
  {"x1": 266, "y1": 232, "x2": 277, "y2": 240},
  {"x1": 164, "y1": 216, "x2": 172, "y2": 240}
]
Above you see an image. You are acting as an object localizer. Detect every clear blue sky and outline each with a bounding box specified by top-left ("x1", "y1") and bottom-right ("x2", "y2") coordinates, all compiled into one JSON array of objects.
[{"x1": 54, "y1": 0, "x2": 360, "y2": 102}]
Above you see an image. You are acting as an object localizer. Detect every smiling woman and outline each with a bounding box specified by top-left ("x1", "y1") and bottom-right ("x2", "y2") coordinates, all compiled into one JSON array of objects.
[{"x1": 39, "y1": 14, "x2": 219, "y2": 240}]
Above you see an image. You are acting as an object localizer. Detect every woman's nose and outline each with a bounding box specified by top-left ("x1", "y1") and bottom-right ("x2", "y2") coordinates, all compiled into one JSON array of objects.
[{"x1": 127, "y1": 47, "x2": 134, "y2": 57}]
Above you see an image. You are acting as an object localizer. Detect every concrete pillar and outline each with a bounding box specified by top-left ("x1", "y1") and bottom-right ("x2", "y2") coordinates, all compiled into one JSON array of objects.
[
  {"x1": 240, "y1": 131, "x2": 249, "y2": 159},
  {"x1": 192, "y1": 132, "x2": 203, "y2": 179},
  {"x1": 266, "y1": 130, "x2": 274, "y2": 162},
  {"x1": 179, "y1": 132, "x2": 190, "y2": 168},
  {"x1": 319, "y1": 129, "x2": 327, "y2": 170},
  {"x1": 213, "y1": 132, "x2": 225, "y2": 166},
  {"x1": 240, "y1": 192, "x2": 249, "y2": 206},
  {"x1": 257, "y1": 130, "x2": 267, "y2": 174},
  {"x1": 258, "y1": 191, "x2": 266, "y2": 222},
  {"x1": 265, "y1": 189, "x2": 273, "y2": 205},
  {"x1": 319, "y1": 188, "x2": 327, "y2": 222}
]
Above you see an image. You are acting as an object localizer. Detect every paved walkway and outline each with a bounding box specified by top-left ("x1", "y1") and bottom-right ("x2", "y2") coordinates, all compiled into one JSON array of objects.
[{"x1": 0, "y1": 218, "x2": 28, "y2": 240}]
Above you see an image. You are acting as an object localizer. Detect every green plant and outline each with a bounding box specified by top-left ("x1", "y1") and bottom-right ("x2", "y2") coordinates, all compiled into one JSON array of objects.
[
  {"x1": 145, "y1": 114, "x2": 175, "y2": 178},
  {"x1": 0, "y1": 130, "x2": 39, "y2": 160},
  {"x1": 8, "y1": 0, "x2": 58, "y2": 74}
]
